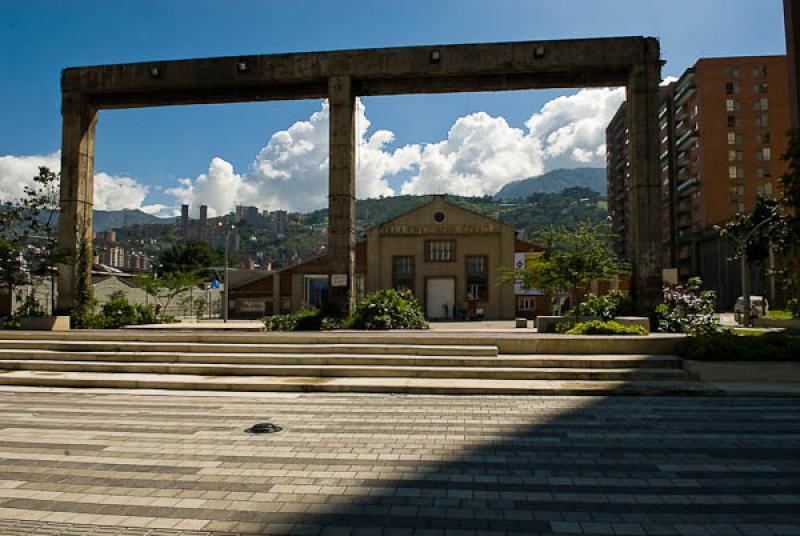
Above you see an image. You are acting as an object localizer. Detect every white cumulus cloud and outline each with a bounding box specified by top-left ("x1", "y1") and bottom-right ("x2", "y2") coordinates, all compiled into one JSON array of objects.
[{"x1": 0, "y1": 152, "x2": 161, "y2": 213}]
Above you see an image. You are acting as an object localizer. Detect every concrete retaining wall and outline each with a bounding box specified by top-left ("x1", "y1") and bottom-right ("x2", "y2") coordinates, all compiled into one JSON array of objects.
[{"x1": 685, "y1": 360, "x2": 800, "y2": 383}]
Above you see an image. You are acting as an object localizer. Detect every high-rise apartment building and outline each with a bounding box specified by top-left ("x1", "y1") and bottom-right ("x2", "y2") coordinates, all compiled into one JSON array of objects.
[{"x1": 608, "y1": 55, "x2": 790, "y2": 286}]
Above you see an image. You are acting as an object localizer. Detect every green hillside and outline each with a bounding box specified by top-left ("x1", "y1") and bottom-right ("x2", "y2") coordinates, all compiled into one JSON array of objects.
[{"x1": 494, "y1": 167, "x2": 606, "y2": 200}]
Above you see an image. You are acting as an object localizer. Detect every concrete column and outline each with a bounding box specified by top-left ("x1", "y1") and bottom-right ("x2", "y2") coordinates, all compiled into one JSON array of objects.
[
  {"x1": 626, "y1": 41, "x2": 663, "y2": 313},
  {"x1": 327, "y1": 76, "x2": 357, "y2": 316},
  {"x1": 57, "y1": 91, "x2": 97, "y2": 313}
]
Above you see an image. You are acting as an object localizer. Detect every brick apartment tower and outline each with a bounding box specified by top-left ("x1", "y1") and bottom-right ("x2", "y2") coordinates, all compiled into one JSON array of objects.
[{"x1": 608, "y1": 56, "x2": 791, "y2": 283}]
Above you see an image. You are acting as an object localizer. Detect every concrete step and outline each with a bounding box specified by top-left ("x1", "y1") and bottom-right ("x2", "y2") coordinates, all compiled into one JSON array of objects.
[
  {"x1": 0, "y1": 359, "x2": 692, "y2": 381},
  {"x1": 0, "y1": 370, "x2": 720, "y2": 395},
  {"x1": 0, "y1": 349, "x2": 683, "y2": 369},
  {"x1": 0, "y1": 340, "x2": 498, "y2": 357},
  {"x1": 0, "y1": 331, "x2": 686, "y2": 355}
]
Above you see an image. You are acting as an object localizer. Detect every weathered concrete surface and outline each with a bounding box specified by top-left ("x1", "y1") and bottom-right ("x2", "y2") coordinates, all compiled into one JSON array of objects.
[
  {"x1": 686, "y1": 359, "x2": 800, "y2": 383},
  {"x1": 58, "y1": 37, "x2": 662, "y2": 315}
]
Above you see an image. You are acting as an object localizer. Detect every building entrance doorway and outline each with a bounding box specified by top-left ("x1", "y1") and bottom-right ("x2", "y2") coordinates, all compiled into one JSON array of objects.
[{"x1": 426, "y1": 277, "x2": 455, "y2": 320}]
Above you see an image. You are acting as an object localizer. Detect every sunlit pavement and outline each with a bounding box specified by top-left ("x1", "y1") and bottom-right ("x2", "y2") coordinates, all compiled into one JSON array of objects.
[{"x1": 0, "y1": 388, "x2": 798, "y2": 535}]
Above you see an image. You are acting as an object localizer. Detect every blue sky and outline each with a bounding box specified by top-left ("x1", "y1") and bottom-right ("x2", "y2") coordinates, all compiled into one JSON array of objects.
[{"x1": 0, "y1": 0, "x2": 789, "y2": 215}]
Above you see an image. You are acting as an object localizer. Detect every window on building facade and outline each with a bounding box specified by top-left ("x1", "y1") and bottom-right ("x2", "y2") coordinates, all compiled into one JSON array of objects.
[
  {"x1": 725, "y1": 67, "x2": 740, "y2": 77},
  {"x1": 754, "y1": 98, "x2": 769, "y2": 111},
  {"x1": 728, "y1": 165, "x2": 738, "y2": 179},
  {"x1": 392, "y1": 256, "x2": 414, "y2": 290},
  {"x1": 764, "y1": 182, "x2": 773, "y2": 196},
  {"x1": 754, "y1": 82, "x2": 769, "y2": 94},
  {"x1": 727, "y1": 132, "x2": 742, "y2": 145},
  {"x1": 757, "y1": 148, "x2": 772, "y2": 161},
  {"x1": 725, "y1": 82, "x2": 740, "y2": 95},
  {"x1": 518, "y1": 297, "x2": 534, "y2": 311},
  {"x1": 466, "y1": 255, "x2": 489, "y2": 301},
  {"x1": 425, "y1": 240, "x2": 455, "y2": 262},
  {"x1": 757, "y1": 166, "x2": 771, "y2": 178},
  {"x1": 752, "y1": 66, "x2": 767, "y2": 77},
  {"x1": 757, "y1": 132, "x2": 771, "y2": 144},
  {"x1": 726, "y1": 99, "x2": 736, "y2": 112}
]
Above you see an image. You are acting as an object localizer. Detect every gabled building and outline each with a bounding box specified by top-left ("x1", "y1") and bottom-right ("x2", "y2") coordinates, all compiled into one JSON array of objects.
[{"x1": 229, "y1": 196, "x2": 545, "y2": 320}]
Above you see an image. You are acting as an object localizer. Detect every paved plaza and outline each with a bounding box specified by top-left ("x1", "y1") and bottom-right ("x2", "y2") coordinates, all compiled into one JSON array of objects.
[{"x1": 0, "y1": 388, "x2": 797, "y2": 535}]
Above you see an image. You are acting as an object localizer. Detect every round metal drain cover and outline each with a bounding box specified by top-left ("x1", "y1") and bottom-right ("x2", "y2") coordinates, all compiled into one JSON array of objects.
[{"x1": 245, "y1": 422, "x2": 283, "y2": 434}]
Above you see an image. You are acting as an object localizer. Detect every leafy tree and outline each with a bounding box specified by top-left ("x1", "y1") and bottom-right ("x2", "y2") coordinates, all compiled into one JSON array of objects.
[
  {"x1": 501, "y1": 221, "x2": 628, "y2": 314},
  {"x1": 157, "y1": 240, "x2": 224, "y2": 278},
  {"x1": 779, "y1": 129, "x2": 800, "y2": 232},
  {"x1": 133, "y1": 271, "x2": 202, "y2": 321}
]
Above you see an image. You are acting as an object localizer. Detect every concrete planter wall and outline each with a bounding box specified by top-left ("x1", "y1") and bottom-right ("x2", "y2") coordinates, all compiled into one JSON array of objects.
[
  {"x1": 752, "y1": 317, "x2": 800, "y2": 332},
  {"x1": 19, "y1": 316, "x2": 70, "y2": 331},
  {"x1": 685, "y1": 360, "x2": 800, "y2": 383},
  {"x1": 536, "y1": 315, "x2": 650, "y2": 333}
]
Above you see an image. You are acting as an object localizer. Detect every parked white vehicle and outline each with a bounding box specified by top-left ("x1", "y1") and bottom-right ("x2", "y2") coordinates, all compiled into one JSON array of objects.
[{"x1": 734, "y1": 296, "x2": 769, "y2": 323}]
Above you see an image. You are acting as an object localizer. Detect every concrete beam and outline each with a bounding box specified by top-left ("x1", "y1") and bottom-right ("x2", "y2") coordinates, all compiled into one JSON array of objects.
[{"x1": 62, "y1": 37, "x2": 648, "y2": 108}]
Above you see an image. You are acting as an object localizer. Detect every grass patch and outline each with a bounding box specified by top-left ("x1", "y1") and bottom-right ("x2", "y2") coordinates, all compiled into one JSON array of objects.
[{"x1": 768, "y1": 310, "x2": 794, "y2": 320}]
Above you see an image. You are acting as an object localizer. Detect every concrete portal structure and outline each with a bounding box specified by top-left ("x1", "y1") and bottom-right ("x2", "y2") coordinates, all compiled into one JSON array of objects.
[{"x1": 58, "y1": 37, "x2": 662, "y2": 315}]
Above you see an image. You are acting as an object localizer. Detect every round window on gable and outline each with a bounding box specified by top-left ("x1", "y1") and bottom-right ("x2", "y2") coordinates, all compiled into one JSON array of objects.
[{"x1": 433, "y1": 211, "x2": 446, "y2": 223}]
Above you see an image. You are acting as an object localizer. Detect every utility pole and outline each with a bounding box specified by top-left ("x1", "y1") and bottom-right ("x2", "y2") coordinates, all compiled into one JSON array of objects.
[{"x1": 220, "y1": 222, "x2": 235, "y2": 322}]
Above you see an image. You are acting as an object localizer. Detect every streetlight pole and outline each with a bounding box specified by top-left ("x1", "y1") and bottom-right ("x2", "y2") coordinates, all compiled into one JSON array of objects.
[
  {"x1": 220, "y1": 222, "x2": 235, "y2": 323},
  {"x1": 736, "y1": 215, "x2": 776, "y2": 327}
]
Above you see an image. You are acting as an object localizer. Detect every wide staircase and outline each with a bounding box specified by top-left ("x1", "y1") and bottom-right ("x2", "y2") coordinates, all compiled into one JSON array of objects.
[{"x1": 0, "y1": 331, "x2": 715, "y2": 395}]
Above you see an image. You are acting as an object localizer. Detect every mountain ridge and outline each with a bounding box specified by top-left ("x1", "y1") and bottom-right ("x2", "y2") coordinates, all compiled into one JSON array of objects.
[{"x1": 494, "y1": 167, "x2": 606, "y2": 200}]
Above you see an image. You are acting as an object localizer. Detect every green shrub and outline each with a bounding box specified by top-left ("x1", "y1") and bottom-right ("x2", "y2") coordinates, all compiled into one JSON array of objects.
[
  {"x1": 575, "y1": 289, "x2": 625, "y2": 321},
  {"x1": 683, "y1": 332, "x2": 800, "y2": 360},
  {"x1": 559, "y1": 319, "x2": 647, "y2": 336},
  {"x1": 1, "y1": 316, "x2": 22, "y2": 330},
  {"x1": 263, "y1": 308, "x2": 323, "y2": 331},
  {"x1": 788, "y1": 298, "x2": 800, "y2": 318},
  {"x1": 351, "y1": 289, "x2": 428, "y2": 330},
  {"x1": 656, "y1": 277, "x2": 726, "y2": 336},
  {"x1": 91, "y1": 292, "x2": 158, "y2": 329}
]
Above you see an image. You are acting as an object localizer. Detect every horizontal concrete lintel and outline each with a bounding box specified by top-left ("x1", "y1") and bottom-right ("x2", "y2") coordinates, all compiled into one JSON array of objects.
[{"x1": 62, "y1": 37, "x2": 657, "y2": 107}]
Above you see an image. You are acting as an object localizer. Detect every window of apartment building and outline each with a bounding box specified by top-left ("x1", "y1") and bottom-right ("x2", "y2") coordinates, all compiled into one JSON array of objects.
[
  {"x1": 466, "y1": 255, "x2": 489, "y2": 301},
  {"x1": 725, "y1": 99, "x2": 740, "y2": 112},
  {"x1": 754, "y1": 98, "x2": 769, "y2": 111},
  {"x1": 727, "y1": 132, "x2": 742, "y2": 145},
  {"x1": 755, "y1": 114, "x2": 769, "y2": 128},
  {"x1": 728, "y1": 165, "x2": 738, "y2": 179},
  {"x1": 757, "y1": 166, "x2": 772, "y2": 178},
  {"x1": 725, "y1": 82, "x2": 740, "y2": 95},
  {"x1": 757, "y1": 132, "x2": 771, "y2": 144},
  {"x1": 752, "y1": 66, "x2": 767, "y2": 77},
  {"x1": 763, "y1": 182, "x2": 773, "y2": 196},
  {"x1": 757, "y1": 147, "x2": 772, "y2": 161},
  {"x1": 425, "y1": 240, "x2": 455, "y2": 262},
  {"x1": 726, "y1": 115, "x2": 741, "y2": 128},
  {"x1": 392, "y1": 256, "x2": 414, "y2": 290},
  {"x1": 754, "y1": 82, "x2": 769, "y2": 94},
  {"x1": 725, "y1": 67, "x2": 740, "y2": 77}
]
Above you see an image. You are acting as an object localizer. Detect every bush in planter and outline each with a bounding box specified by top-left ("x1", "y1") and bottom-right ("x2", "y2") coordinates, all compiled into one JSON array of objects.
[
  {"x1": 655, "y1": 277, "x2": 727, "y2": 336},
  {"x1": 351, "y1": 289, "x2": 428, "y2": 330},
  {"x1": 263, "y1": 308, "x2": 323, "y2": 331},
  {"x1": 683, "y1": 332, "x2": 800, "y2": 360},
  {"x1": 788, "y1": 298, "x2": 800, "y2": 318},
  {"x1": 556, "y1": 319, "x2": 647, "y2": 336},
  {"x1": 575, "y1": 289, "x2": 625, "y2": 321}
]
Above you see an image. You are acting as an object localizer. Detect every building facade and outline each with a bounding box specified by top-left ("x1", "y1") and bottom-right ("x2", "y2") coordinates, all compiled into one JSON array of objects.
[
  {"x1": 608, "y1": 56, "x2": 790, "y2": 294},
  {"x1": 230, "y1": 197, "x2": 545, "y2": 320}
]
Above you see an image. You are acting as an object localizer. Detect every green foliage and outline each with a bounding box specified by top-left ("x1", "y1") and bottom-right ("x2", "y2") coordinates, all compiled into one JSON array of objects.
[
  {"x1": 500, "y1": 221, "x2": 627, "y2": 313},
  {"x1": 682, "y1": 332, "x2": 800, "y2": 360},
  {"x1": 575, "y1": 290, "x2": 625, "y2": 321},
  {"x1": 15, "y1": 293, "x2": 45, "y2": 318},
  {"x1": 158, "y1": 240, "x2": 224, "y2": 277},
  {"x1": 133, "y1": 271, "x2": 202, "y2": 322},
  {"x1": 351, "y1": 289, "x2": 428, "y2": 330},
  {"x1": 87, "y1": 291, "x2": 158, "y2": 329},
  {"x1": 1, "y1": 316, "x2": 21, "y2": 330},
  {"x1": 70, "y1": 239, "x2": 97, "y2": 328},
  {"x1": 656, "y1": 277, "x2": 727, "y2": 336},
  {"x1": 779, "y1": 129, "x2": 800, "y2": 234},
  {"x1": 556, "y1": 319, "x2": 647, "y2": 336},
  {"x1": 788, "y1": 299, "x2": 800, "y2": 318},
  {"x1": 262, "y1": 308, "x2": 319, "y2": 332}
]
